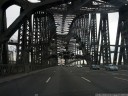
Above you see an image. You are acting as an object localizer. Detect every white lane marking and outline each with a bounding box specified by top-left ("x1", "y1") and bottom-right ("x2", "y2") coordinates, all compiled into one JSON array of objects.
[
  {"x1": 81, "y1": 77, "x2": 91, "y2": 83},
  {"x1": 114, "y1": 77, "x2": 128, "y2": 82},
  {"x1": 35, "y1": 94, "x2": 38, "y2": 96},
  {"x1": 46, "y1": 77, "x2": 51, "y2": 83}
]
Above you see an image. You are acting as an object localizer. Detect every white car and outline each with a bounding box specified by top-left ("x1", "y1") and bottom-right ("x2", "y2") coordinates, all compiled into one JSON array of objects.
[
  {"x1": 77, "y1": 65, "x2": 82, "y2": 68},
  {"x1": 105, "y1": 64, "x2": 118, "y2": 71}
]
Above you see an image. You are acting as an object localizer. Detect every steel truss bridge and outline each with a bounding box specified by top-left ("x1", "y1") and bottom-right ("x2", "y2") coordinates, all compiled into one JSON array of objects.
[{"x1": 0, "y1": 0, "x2": 128, "y2": 75}]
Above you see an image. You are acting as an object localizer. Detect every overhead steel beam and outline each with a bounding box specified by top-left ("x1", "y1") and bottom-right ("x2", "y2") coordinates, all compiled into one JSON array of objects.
[
  {"x1": 61, "y1": 0, "x2": 92, "y2": 33},
  {"x1": 0, "y1": 0, "x2": 71, "y2": 43},
  {"x1": 0, "y1": 0, "x2": 29, "y2": 10},
  {"x1": 66, "y1": 0, "x2": 92, "y2": 14},
  {"x1": 102, "y1": 0, "x2": 127, "y2": 7}
]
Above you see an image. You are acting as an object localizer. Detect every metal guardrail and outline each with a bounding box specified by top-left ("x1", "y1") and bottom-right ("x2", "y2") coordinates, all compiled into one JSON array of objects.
[
  {"x1": 100, "y1": 64, "x2": 128, "y2": 70},
  {"x1": 118, "y1": 65, "x2": 128, "y2": 70}
]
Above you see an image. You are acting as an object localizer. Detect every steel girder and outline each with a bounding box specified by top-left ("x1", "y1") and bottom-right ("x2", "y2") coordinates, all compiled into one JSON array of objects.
[
  {"x1": 0, "y1": 7, "x2": 8, "y2": 64},
  {"x1": 90, "y1": 13, "x2": 98, "y2": 64},
  {"x1": 16, "y1": 8, "x2": 32, "y2": 65},
  {"x1": 16, "y1": 9, "x2": 57, "y2": 70},
  {"x1": 60, "y1": 0, "x2": 92, "y2": 33},
  {"x1": 64, "y1": 0, "x2": 128, "y2": 65},
  {"x1": 67, "y1": 12, "x2": 112, "y2": 65},
  {"x1": 0, "y1": 0, "x2": 71, "y2": 65},
  {"x1": 98, "y1": 13, "x2": 111, "y2": 65},
  {"x1": 0, "y1": 0, "x2": 71, "y2": 43},
  {"x1": 0, "y1": 0, "x2": 128, "y2": 67},
  {"x1": 113, "y1": 12, "x2": 128, "y2": 65},
  {"x1": 68, "y1": 14, "x2": 91, "y2": 65},
  {"x1": 0, "y1": 0, "x2": 123, "y2": 44}
]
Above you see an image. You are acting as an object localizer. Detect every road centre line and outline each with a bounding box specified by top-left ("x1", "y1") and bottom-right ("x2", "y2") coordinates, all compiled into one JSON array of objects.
[
  {"x1": 81, "y1": 77, "x2": 91, "y2": 83},
  {"x1": 46, "y1": 77, "x2": 51, "y2": 83},
  {"x1": 114, "y1": 77, "x2": 128, "y2": 82}
]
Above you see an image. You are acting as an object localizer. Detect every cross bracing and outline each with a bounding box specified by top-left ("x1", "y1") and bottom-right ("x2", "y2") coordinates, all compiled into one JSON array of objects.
[{"x1": 0, "y1": 0, "x2": 128, "y2": 75}]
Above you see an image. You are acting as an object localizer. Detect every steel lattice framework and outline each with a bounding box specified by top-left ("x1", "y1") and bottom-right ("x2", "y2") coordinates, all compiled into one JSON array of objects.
[{"x1": 0, "y1": 0, "x2": 128, "y2": 75}]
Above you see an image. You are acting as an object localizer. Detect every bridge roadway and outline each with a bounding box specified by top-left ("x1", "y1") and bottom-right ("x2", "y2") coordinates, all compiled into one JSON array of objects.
[{"x1": 0, "y1": 66, "x2": 128, "y2": 96}]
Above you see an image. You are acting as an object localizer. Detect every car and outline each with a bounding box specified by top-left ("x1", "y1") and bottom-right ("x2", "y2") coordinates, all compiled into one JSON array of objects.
[
  {"x1": 77, "y1": 65, "x2": 82, "y2": 68},
  {"x1": 105, "y1": 64, "x2": 118, "y2": 71},
  {"x1": 90, "y1": 64, "x2": 100, "y2": 70}
]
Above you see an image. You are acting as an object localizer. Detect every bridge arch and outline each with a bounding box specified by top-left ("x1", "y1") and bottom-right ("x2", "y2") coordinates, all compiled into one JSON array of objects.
[
  {"x1": 67, "y1": 12, "x2": 112, "y2": 65},
  {"x1": 66, "y1": 13, "x2": 92, "y2": 65},
  {"x1": 0, "y1": 0, "x2": 70, "y2": 43}
]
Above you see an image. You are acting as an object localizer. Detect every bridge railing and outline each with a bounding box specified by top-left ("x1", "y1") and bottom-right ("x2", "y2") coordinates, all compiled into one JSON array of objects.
[
  {"x1": 118, "y1": 65, "x2": 128, "y2": 70},
  {"x1": 0, "y1": 64, "x2": 49, "y2": 76}
]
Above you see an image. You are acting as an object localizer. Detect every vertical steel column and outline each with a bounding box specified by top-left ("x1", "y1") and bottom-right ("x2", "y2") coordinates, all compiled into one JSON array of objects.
[
  {"x1": 32, "y1": 13, "x2": 36, "y2": 65},
  {"x1": 76, "y1": 19, "x2": 79, "y2": 63},
  {"x1": 32, "y1": 11, "x2": 43, "y2": 65},
  {"x1": 83, "y1": 14, "x2": 90, "y2": 55},
  {"x1": 0, "y1": 9, "x2": 3, "y2": 64},
  {"x1": 43, "y1": 14, "x2": 48, "y2": 67},
  {"x1": 70, "y1": 14, "x2": 91, "y2": 64},
  {"x1": 17, "y1": 20, "x2": 29, "y2": 64},
  {"x1": 98, "y1": 13, "x2": 111, "y2": 65},
  {"x1": 123, "y1": 20, "x2": 128, "y2": 65},
  {"x1": 0, "y1": 8, "x2": 8, "y2": 64},
  {"x1": 118, "y1": 20, "x2": 128, "y2": 65},
  {"x1": 118, "y1": 23, "x2": 126, "y2": 65},
  {"x1": 17, "y1": 18, "x2": 31, "y2": 65},
  {"x1": 16, "y1": 8, "x2": 32, "y2": 68},
  {"x1": 90, "y1": 13, "x2": 98, "y2": 64},
  {"x1": 32, "y1": 11, "x2": 56, "y2": 67},
  {"x1": 113, "y1": 14, "x2": 121, "y2": 65}
]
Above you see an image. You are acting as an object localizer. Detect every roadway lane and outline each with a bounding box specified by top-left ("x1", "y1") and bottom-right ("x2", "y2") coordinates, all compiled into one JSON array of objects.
[
  {"x1": 0, "y1": 67, "x2": 57, "y2": 96},
  {"x1": 41, "y1": 66, "x2": 103, "y2": 96},
  {"x1": 65, "y1": 66, "x2": 128, "y2": 93},
  {"x1": 0, "y1": 66, "x2": 128, "y2": 96}
]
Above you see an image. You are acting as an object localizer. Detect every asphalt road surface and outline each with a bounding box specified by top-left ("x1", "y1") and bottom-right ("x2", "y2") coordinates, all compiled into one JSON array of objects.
[{"x1": 0, "y1": 66, "x2": 128, "y2": 96}]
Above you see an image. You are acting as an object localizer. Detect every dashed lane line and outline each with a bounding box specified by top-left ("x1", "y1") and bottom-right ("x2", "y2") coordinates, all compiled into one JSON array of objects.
[
  {"x1": 81, "y1": 77, "x2": 91, "y2": 83},
  {"x1": 46, "y1": 77, "x2": 51, "y2": 83},
  {"x1": 114, "y1": 77, "x2": 128, "y2": 82}
]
